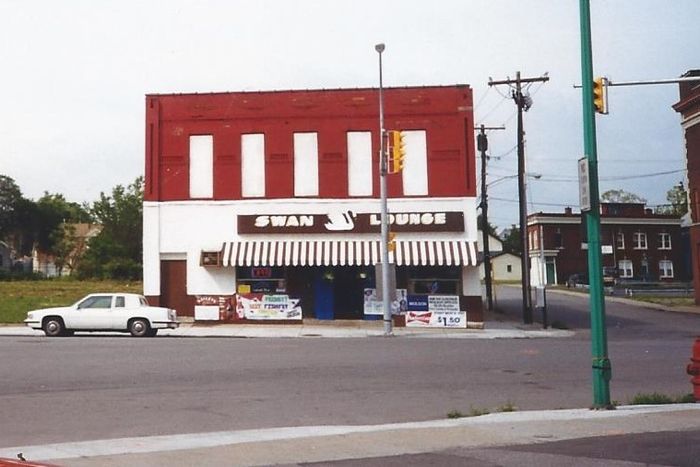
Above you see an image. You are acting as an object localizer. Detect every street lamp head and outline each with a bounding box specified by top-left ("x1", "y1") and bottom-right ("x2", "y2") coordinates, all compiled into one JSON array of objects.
[{"x1": 375, "y1": 43, "x2": 385, "y2": 53}]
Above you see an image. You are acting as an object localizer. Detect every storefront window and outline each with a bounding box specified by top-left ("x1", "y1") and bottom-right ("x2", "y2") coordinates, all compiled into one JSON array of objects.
[
  {"x1": 236, "y1": 267, "x2": 286, "y2": 293},
  {"x1": 404, "y1": 266, "x2": 461, "y2": 295}
]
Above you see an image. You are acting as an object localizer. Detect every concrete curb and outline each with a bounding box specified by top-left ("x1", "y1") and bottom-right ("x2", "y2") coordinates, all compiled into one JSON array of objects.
[
  {"x1": 2, "y1": 404, "x2": 698, "y2": 464},
  {"x1": 0, "y1": 324, "x2": 574, "y2": 339}
]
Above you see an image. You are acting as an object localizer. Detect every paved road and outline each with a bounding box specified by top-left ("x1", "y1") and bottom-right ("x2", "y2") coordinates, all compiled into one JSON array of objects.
[{"x1": 1, "y1": 286, "x2": 698, "y2": 450}]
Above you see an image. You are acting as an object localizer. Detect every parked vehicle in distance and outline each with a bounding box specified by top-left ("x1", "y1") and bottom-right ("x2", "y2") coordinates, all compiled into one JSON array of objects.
[
  {"x1": 567, "y1": 267, "x2": 617, "y2": 288},
  {"x1": 24, "y1": 293, "x2": 178, "y2": 337}
]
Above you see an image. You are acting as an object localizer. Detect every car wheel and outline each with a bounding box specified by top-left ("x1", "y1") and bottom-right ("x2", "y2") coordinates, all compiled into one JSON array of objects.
[
  {"x1": 146, "y1": 329, "x2": 158, "y2": 337},
  {"x1": 43, "y1": 317, "x2": 65, "y2": 337},
  {"x1": 129, "y1": 318, "x2": 150, "y2": 337}
]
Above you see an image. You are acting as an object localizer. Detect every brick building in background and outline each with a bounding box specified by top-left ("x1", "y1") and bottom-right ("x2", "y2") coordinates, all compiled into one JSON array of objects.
[
  {"x1": 527, "y1": 204, "x2": 685, "y2": 286},
  {"x1": 143, "y1": 86, "x2": 482, "y2": 325},
  {"x1": 673, "y1": 69, "x2": 700, "y2": 303}
]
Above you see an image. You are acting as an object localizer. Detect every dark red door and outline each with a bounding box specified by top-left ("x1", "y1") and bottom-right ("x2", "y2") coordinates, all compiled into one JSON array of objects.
[{"x1": 160, "y1": 260, "x2": 194, "y2": 316}]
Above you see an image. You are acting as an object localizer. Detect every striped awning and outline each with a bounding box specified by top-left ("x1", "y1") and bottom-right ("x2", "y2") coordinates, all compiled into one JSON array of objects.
[{"x1": 219, "y1": 240, "x2": 477, "y2": 267}]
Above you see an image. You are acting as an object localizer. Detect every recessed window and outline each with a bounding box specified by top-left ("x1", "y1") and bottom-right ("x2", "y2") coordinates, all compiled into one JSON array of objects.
[
  {"x1": 616, "y1": 232, "x2": 625, "y2": 249},
  {"x1": 189, "y1": 135, "x2": 213, "y2": 198},
  {"x1": 659, "y1": 259, "x2": 674, "y2": 278},
  {"x1": 658, "y1": 232, "x2": 671, "y2": 250},
  {"x1": 294, "y1": 132, "x2": 319, "y2": 197},
  {"x1": 347, "y1": 132, "x2": 372, "y2": 197},
  {"x1": 507, "y1": 264, "x2": 512, "y2": 273},
  {"x1": 242, "y1": 134, "x2": 266, "y2": 198},
  {"x1": 401, "y1": 130, "x2": 428, "y2": 196},
  {"x1": 633, "y1": 232, "x2": 647, "y2": 250},
  {"x1": 618, "y1": 259, "x2": 633, "y2": 278}
]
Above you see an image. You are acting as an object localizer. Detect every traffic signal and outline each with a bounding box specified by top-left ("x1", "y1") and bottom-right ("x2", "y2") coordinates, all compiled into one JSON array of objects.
[
  {"x1": 388, "y1": 130, "x2": 406, "y2": 173},
  {"x1": 593, "y1": 77, "x2": 608, "y2": 114},
  {"x1": 387, "y1": 231, "x2": 396, "y2": 252}
]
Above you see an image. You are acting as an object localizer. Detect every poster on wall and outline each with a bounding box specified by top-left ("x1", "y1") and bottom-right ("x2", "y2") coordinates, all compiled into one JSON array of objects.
[
  {"x1": 363, "y1": 288, "x2": 407, "y2": 316},
  {"x1": 405, "y1": 294, "x2": 466, "y2": 328},
  {"x1": 235, "y1": 294, "x2": 302, "y2": 320}
]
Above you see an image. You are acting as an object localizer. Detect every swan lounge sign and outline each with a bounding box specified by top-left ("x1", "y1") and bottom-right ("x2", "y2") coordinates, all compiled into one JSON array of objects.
[{"x1": 237, "y1": 212, "x2": 465, "y2": 234}]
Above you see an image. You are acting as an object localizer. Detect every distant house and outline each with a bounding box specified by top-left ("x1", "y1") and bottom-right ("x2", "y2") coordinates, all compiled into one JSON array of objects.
[
  {"x1": 527, "y1": 204, "x2": 685, "y2": 286},
  {"x1": 673, "y1": 69, "x2": 700, "y2": 303},
  {"x1": 491, "y1": 252, "x2": 522, "y2": 282},
  {"x1": 32, "y1": 223, "x2": 102, "y2": 277}
]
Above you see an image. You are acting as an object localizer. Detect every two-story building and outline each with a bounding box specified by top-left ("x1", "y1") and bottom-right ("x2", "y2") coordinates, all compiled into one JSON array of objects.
[
  {"x1": 143, "y1": 86, "x2": 483, "y2": 324},
  {"x1": 527, "y1": 204, "x2": 685, "y2": 286}
]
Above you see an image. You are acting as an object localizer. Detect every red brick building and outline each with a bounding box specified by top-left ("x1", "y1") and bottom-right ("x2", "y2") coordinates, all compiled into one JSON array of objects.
[
  {"x1": 143, "y1": 86, "x2": 483, "y2": 325},
  {"x1": 527, "y1": 204, "x2": 684, "y2": 286},
  {"x1": 673, "y1": 70, "x2": 700, "y2": 302}
]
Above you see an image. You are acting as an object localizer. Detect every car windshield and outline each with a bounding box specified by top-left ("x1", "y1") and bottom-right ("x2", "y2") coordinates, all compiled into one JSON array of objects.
[{"x1": 139, "y1": 296, "x2": 149, "y2": 306}]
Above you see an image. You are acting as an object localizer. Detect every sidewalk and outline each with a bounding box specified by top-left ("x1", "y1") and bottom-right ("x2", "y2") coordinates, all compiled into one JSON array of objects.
[
  {"x1": 1, "y1": 404, "x2": 698, "y2": 466},
  {"x1": 0, "y1": 318, "x2": 573, "y2": 339}
]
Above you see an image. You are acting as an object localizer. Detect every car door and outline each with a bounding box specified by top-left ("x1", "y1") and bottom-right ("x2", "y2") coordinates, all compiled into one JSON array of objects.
[
  {"x1": 111, "y1": 295, "x2": 130, "y2": 330},
  {"x1": 73, "y1": 295, "x2": 114, "y2": 330}
]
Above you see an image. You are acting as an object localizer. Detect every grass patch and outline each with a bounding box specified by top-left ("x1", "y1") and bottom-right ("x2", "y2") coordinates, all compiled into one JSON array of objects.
[
  {"x1": 626, "y1": 296, "x2": 695, "y2": 307},
  {"x1": 497, "y1": 401, "x2": 517, "y2": 412},
  {"x1": 0, "y1": 279, "x2": 143, "y2": 323},
  {"x1": 628, "y1": 392, "x2": 695, "y2": 405},
  {"x1": 447, "y1": 404, "x2": 500, "y2": 419}
]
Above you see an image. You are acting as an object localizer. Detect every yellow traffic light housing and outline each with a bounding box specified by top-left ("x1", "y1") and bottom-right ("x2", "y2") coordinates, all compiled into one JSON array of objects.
[
  {"x1": 388, "y1": 130, "x2": 407, "y2": 174},
  {"x1": 593, "y1": 77, "x2": 608, "y2": 115},
  {"x1": 387, "y1": 231, "x2": 396, "y2": 252}
]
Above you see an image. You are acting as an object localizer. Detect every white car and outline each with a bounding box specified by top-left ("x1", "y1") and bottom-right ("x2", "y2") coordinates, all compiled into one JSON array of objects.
[{"x1": 24, "y1": 293, "x2": 179, "y2": 337}]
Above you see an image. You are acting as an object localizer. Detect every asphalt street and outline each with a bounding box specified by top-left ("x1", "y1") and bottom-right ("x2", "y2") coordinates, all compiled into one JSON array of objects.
[{"x1": 0, "y1": 285, "x2": 698, "y2": 465}]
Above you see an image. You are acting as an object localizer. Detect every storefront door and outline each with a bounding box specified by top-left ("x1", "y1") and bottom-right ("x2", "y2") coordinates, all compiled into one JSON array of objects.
[{"x1": 314, "y1": 272, "x2": 334, "y2": 320}]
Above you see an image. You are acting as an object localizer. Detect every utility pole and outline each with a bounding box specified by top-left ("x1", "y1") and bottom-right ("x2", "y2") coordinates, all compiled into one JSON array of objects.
[
  {"x1": 477, "y1": 124, "x2": 505, "y2": 312},
  {"x1": 488, "y1": 72, "x2": 549, "y2": 324},
  {"x1": 579, "y1": 0, "x2": 611, "y2": 408}
]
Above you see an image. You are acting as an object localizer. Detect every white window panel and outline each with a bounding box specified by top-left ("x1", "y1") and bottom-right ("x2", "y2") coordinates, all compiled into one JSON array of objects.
[
  {"x1": 659, "y1": 260, "x2": 674, "y2": 278},
  {"x1": 294, "y1": 132, "x2": 319, "y2": 196},
  {"x1": 347, "y1": 131, "x2": 372, "y2": 196},
  {"x1": 242, "y1": 134, "x2": 265, "y2": 198},
  {"x1": 618, "y1": 259, "x2": 633, "y2": 278},
  {"x1": 401, "y1": 130, "x2": 428, "y2": 196},
  {"x1": 189, "y1": 135, "x2": 213, "y2": 198}
]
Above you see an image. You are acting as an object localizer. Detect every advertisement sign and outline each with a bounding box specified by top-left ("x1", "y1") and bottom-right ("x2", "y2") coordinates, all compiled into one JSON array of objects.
[
  {"x1": 363, "y1": 288, "x2": 407, "y2": 316},
  {"x1": 235, "y1": 294, "x2": 302, "y2": 320},
  {"x1": 405, "y1": 310, "x2": 467, "y2": 328},
  {"x1": 405, "y1": 294, "x2": 466, "y2": 328},
  {"x1": 427, "y1": 295, "x2": 460, "y2": 313}
]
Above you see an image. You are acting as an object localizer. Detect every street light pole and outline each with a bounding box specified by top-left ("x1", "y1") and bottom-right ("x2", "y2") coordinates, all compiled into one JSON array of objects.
[{"x1": 375, "y1": 43, "x2": 392, "y2": 336}]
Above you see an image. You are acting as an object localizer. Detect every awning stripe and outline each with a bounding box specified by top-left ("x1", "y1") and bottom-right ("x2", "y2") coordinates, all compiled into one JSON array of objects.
[{"x1": 217, "y1": 240, "x2": 478, "y2": 267}]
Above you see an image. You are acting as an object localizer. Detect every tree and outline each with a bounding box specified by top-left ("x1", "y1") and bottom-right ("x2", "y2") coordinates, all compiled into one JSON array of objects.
[
  {"x1": 600, "y1": 189, "x2": 646, "y2": 204},
  {"x1": 477, "y1": 214, "x2": 498, "y2": 237},
  {"x1": 78, "y1": 177, "x2": 144, "y2": 280},
  {"x1": 655, "y1": 182, "x2": 688, "y2": 217},
  {"x1": 501, "y1": 224, "x2": 521, "y2": 255},
  {"x1": 0, "y1": 175, "x2": 23, "y2": 241}
]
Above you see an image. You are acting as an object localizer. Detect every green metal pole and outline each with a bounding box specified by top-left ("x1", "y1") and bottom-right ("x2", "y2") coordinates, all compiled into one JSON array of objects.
[{"x1": 579, "y1": 0, "x2": 612, "y2": 408}]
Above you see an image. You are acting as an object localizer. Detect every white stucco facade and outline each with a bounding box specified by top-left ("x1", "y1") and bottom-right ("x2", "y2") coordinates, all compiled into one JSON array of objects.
[{"x1": 144, "y1": 197, "x2": 480, "y2": 298}]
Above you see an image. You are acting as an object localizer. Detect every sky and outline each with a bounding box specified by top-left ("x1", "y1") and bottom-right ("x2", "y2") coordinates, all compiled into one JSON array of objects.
[{"x1": 1, "y1": 0, "x2": 697, "y2": 230}]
